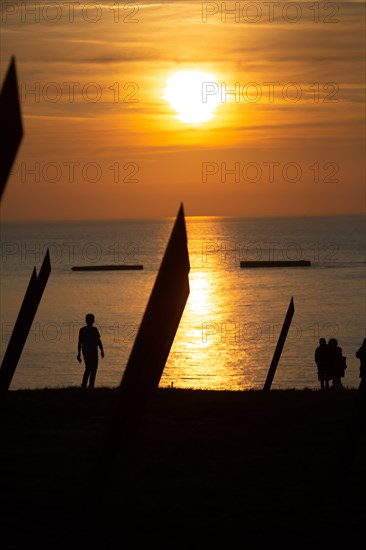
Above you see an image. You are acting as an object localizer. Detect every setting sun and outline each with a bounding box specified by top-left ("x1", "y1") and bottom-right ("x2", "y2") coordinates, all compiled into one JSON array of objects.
[{"x1": 163, "y1": 70, "x2": 221, "y2": 124}]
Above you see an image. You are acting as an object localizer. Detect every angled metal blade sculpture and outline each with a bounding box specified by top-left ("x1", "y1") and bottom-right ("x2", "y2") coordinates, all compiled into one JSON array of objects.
[
  {"x1": 263, "y1": 297, "x2": 295, "y2": 391},
  {"x1": 0, "y1": 57, "x2": 23, "y2": 199},
  {"x1": 0, "y1": 250, "x2": 51, "y2": 404},
  {"x1": 78, "y1": 204, "x2": 189, "y2": 523},
  {"x1": 101, "y1": 203, "x2": 190, "y2": 454}
]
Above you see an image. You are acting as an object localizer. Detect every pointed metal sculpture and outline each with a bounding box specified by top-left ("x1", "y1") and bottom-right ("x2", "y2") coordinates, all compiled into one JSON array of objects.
[
  {"x1": 0, "y1": 57, "x2": 52, "y2": 404},
  {"x1": 263, "y1": 297, "x2": 295, "y2": 391},
  {"x1": 99, "y1": 203, "x2": 190, "y2": 457},
  {"x1": 0, "y1": 57, "x2": 23, "y2": 199},
  {"x1": 0, "y1": 250, "x2": 51, "y2": 404},
  {"x1": 77, "y1": 206, "x2": 189, "y2": 524}
]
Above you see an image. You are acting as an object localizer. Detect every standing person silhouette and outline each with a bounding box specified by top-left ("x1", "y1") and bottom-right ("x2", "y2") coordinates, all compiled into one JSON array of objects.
[
  {"x1": 77, "y1": 313, "x2": 104, "y2": 389},
  {"x1": 315, "y1": 338, "x2": 330, "y2": 390},
  {"x1": 328, "y1": 338, "x2": 346, "y2": 389},
  {"x1": 355, "y1": 338, "x2": 366, "y2": 389}
]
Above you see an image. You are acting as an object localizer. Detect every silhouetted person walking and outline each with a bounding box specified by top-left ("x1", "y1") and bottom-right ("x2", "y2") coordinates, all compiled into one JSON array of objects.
[
  {"x1": 77, "y1": 313, "x2": 104, "y2": 389},
  {"x1": 356, "y1": 338, "x2": 366, "y2": 390},
  {"x1": 315, "y1": 337, "x2": 330, "y2": 390},
  {"x1": 328, "y1": 338, "x2": 346, "y2": 389}
]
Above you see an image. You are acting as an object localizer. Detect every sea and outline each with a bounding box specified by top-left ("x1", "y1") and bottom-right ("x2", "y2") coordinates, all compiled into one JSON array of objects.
[{"x1": 0, "y1": 214, "x2": 365, "y2": 391}]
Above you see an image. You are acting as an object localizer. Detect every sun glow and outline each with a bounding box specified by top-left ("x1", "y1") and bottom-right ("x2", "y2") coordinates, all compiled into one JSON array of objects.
[{"x1": 163, "y1": 70, "x2": 221, "y2": 125}]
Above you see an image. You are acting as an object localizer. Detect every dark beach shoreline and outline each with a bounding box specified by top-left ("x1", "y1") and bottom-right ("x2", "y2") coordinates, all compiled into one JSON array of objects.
[{"x1": 1, "y1": 387, "x2": 365, "y2": 547}]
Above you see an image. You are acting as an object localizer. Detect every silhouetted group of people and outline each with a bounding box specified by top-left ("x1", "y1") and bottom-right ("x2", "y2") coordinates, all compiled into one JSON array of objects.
[
  {"x1": 315, "y1": 337, "x2": 347, "y2": 390},
  {"x1": 315, "y1": 337, "x2": 366, "y2": 390}
]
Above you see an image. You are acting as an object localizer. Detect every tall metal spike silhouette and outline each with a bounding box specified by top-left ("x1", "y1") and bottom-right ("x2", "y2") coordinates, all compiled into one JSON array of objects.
[
  {"x1": 97, "y1": 203, "x2": 190, "y2": 467},
  {"x1": 0, "y1": 250, "x2": 51, "y2": 404},
  {"x1": 0, "y1": 57, "x2": 51, "y2": 404},
  {"x1": 263, "y1": 297, "x2": 295, "y2": 391},
  {"x1": 0, "y1": 57, "x2": 23, "y2": 199}
]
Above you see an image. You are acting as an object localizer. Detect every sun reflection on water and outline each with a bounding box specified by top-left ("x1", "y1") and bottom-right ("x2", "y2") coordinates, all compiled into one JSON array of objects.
[
  {"x1": 186, "y1": 271, "x2": 213, "y2": 315},
  {"x1": 161, "y1": 265, "x2": 267, "y2": 390}
]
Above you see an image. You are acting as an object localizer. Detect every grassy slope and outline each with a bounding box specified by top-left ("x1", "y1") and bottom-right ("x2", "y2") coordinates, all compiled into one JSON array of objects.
[{"x1": 0, "y1": 387, "x2": 365, "y2": 548}]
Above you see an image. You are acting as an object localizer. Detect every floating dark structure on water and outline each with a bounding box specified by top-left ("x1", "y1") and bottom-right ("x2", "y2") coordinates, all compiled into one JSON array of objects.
[
  {"x1": 71, "y1": 265, "x2": 143, "y2": 271},
  {"x1": 240, "y1": 260, "x2": 311, "y2": 268}
]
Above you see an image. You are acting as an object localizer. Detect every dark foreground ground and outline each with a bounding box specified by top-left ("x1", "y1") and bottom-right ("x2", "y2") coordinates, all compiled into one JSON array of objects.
[{"x1": 0, "y1": 387, "x2": 365, "y2": 548}]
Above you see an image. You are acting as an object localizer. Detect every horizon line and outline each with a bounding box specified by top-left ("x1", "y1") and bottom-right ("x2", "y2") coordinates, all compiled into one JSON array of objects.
[{"x1": 1, "y1": 211, "x2": 365, "y2": 225}]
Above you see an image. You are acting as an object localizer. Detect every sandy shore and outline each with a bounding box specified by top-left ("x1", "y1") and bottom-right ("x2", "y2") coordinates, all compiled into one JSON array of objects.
[{"x1": 0, "y1": 387, "x2": 365, "y2": 547}]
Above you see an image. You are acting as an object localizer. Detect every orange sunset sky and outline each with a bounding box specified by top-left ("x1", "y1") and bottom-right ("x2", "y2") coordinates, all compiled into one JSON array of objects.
[{"x1": 0, "y1": 0, "x2": 365, "y2": 221}]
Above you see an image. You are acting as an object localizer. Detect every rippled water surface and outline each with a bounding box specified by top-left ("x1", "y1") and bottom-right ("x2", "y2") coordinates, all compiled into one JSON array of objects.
[{"x1": 1, "y1": 215, "x2": 365, "y2": 390}]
